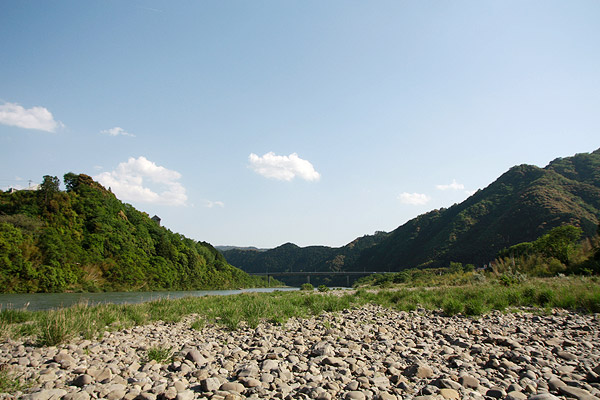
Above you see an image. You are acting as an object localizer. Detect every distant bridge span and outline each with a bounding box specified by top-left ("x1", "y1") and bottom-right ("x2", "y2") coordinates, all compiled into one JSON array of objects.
[{"x1": 248, "y1": 271, "x2": 391, "y2": 286}]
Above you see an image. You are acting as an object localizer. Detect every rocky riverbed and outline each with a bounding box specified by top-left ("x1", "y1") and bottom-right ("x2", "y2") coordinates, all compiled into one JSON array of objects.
[{"x1": 1, "y1": 304, "x2": 599, "y2": 400}]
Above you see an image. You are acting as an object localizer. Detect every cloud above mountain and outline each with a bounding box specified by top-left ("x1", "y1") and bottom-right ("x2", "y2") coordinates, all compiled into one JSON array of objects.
[
  {"x1": 248, "y1": 152, "x2": 321, "y2": 182},
  {"x1": 95, "y1": 156, "x2": 187, "y2": 206}
]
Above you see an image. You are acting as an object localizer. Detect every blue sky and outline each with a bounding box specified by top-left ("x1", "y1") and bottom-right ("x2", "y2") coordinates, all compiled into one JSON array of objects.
[{"x1": 1, "y1": 1, "x2": 599, "y2": 248}]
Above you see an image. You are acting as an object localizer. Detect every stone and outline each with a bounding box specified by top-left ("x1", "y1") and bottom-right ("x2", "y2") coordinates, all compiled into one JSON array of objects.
[
  {"x1": 221, "y1": 381, "x2": 245, "y2": 393},
  {"x1": 201, "y1": 377, "x2": 222, "y2": 392},
  {"x1": 486, "y1": 387, "x2": 506, "y2": 399},
  {"x1": 322, "y1": 356, "x2": 347, "y2": 368},
  {"x1": 23, "y1": 389, "x2": 68, "y2": 400},
  {"x1": 404, "y1": 363, "x2": 434, "y2": 379},
  {"x1": 439, "y1": 388, "x2": 460, "y2": 399},
  {"x1": 558, "y1": 385, "x2": 598, "y2": 400},
  {"x1": 73, "y1": 374, "x2": 93, "y2": 387},
  {"x1": 527, "y1": 394, "x2": 561, "y2": 400},
  {"x1": 62, "y1": 392, "x2": 91, "y2": 400},
  {"x1": 185, "y1": 349, "x2": 207, "y2": 366},
  {"x1": 459, "y1": 375, "x2": 479, "y2": 388},
  {"x1": 547, "y1": 377, "x2": 566, "y2": 391},
  {"x1": 345, "y1": 391, "x2": 366, "y2": 400},
  {"x1": 175, "y1": 390, "x2": 195, "y2": 400},
  {"x1": 506, "y1": 391, "x2": 528, "y2": 400}
]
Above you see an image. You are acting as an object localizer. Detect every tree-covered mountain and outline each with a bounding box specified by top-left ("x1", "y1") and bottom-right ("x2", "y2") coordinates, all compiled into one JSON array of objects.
[
  {"x1": 223, "y1": 149, "x2": 600, "y2": 281},
  {"x1": 221, "y1": 232, "x2": 389, "y2": 286},
  {"x1": 0, "y1": 174, "x2": 270, "y2": 293},
  {"x1": 353, "y1": 149, "x2": 600, "y2": 271}
]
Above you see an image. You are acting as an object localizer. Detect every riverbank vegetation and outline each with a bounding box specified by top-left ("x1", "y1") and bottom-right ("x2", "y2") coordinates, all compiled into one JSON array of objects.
[
  {"x1": 0, "y1": 174, "x2": 276, "y2": 293},
  {"x1": 1, "y1": 276, "x2": 599, "y2": 347}
]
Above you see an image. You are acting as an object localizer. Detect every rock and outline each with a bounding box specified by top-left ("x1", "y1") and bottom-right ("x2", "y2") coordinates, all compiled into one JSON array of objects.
[
  {"x1": 23, "y1": 389, "x2": 68, "y2": 400},
  {"x1": 547, "y1": 377, "x2": 566, "y2": 391},
  {"x1": 345, "y1": 391, "x2": 366, "y2": 400},
  {"x1": 459, "y1": 375, "x2": 479, "y2": 388},
  {"x1": 175, "y1": 390, "x2": 195, "y2": 400},
  {"x1": 73, "y1": 374, "x2": 93, "y2": 387},
  {"x1": 312, "y1": 341, "x2": 335, "y2": 357},
  {"x1": 486, "y1": 387, "x2": 506, "y2": 399},
  {"x1": 185, "y1": 349, "x2": 207, "y2": 366},
  {"x1": 439, "y1": 388, "x2": 460, "y2": 399},
  {"x1": 322, "y1": 356, "x2": 347, "y2": 368},
  {"x1": 555, "y1": 350, "x2": 577, "y2": 361},
  {"x1": 201, "y1": 377, "x2": 222, "y2": 392},
  {"x1": 62, "y1": 392, "x2": 91, "y2": 400},
  {"x1": 506, "y1": 391, "x2": 528, "y2": 400},
  {"x1": 221, "y1": 381, "x2": 245, "y2": 393},
  {"x1": 527, "y1": 394, "x2": 561, "y2": 400},
  {"x1": 558, "y1": 385, "x2": 598, "y2": 400},
  {"x1": 376, "y1": 392, "x2": 397, "y2": 400},
  {"x1": 404, "y1": 363, "x2": 434, "y2": 379}
]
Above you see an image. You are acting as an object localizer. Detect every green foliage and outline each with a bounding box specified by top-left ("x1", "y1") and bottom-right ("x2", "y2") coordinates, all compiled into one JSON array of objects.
[
  {"x1": 0, "y1": 367, "x2": 28, "y2": 395},
  {"x1": 317, "y1": 284, "x2": 329, "y2": 292},
  {"x1": 300, "y1": 283, "x2": 314, "y2": 291},
  {"x1": 145, "y1": 346, "x2": 173, "y2": 364},
  {"x1": 0, "y1": 173, "x2": 270, "y2": 293},
  {"x1": 353, "y1": 150, "x2": 600, "y2": 271}
]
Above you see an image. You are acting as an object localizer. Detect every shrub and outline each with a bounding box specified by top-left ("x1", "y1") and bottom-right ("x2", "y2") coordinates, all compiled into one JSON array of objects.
[
  {"x1": 300, "y1": 283, "x2": 314, "y2": 291},
  {"x1": 442, "y1": 297, "x2": 463, "y2": 316},
  {"x1": 317, "y1": 285, "x2": 329, "y2": 292}
]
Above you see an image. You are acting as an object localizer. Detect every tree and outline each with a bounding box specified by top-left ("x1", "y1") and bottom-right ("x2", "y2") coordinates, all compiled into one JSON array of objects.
[
  {"x1": 64, "y1": 172, "x2": 78, "y2": 192},
  {"x1": 39, "y1": 175, "x2": 60, "y2": 205},
  {"x1": 535, "y1": 225, "x2": 582, "y2": 265}
]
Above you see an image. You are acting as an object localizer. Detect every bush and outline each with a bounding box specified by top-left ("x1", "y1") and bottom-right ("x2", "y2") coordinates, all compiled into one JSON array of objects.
[
  {"x1": 442, "y1": 297, "x2": 463, "y2": 315},
  {"x1": 317, "y1": 285, "x2": 329, "y2": 292},
  {"x1": 300, "y1": 283, "x2": 314, "y2": 291}
]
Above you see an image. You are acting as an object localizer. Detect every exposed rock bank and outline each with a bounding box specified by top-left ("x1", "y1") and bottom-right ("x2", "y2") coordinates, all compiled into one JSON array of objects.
[{"x1": 1, "y1": 304, "x2": 599, "y2": 400}]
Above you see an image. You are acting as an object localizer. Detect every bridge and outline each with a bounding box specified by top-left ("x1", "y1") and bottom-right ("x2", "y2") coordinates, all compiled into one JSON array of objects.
[{"x1": 248, "y1": 271, "x2": 390, "y2": 287}]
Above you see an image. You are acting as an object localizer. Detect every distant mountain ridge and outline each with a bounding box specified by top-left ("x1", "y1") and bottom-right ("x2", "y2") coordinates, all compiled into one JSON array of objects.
[{"x1": 222, "y1": 149, "x2": 600, "y2": 281}]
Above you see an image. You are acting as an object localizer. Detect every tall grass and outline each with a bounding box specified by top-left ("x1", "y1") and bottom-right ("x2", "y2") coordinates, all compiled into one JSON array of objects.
[{"x1": 1, "y1": 277, "x2": 599, "y2": 346}]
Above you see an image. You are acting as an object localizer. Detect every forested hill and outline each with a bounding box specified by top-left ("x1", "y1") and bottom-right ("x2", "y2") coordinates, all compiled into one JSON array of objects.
[
  {"x1": 221, "y1": 232, "x2": 389, "y2": 286},
  {"x1": 0, "y1": 173, "x2": 268, "y2": 293},
  {"x1": 222, "y1": 149, "x2": 600, "y2": 279},
  {"x1": 353, "y1": 148, "x2": 600, "y2": 271}
]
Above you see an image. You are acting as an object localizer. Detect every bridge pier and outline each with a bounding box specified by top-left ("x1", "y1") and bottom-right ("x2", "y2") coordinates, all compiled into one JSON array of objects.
[
  {"x1": 347, "y1": 275, "x2": 350, "y2": 287},
  {"x1": 307, "y1": 275, "x2": 310, "y2": 284}
]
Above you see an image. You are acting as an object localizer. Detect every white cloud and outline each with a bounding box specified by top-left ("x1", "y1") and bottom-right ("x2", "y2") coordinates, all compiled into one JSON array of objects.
[
  {"x1": 203, "y1": 200, "x2": 225, "y2": 208},
  {"x1": 95, "y1": 156, "x2": 187, "y2": 206},
  {"x1": 101, "y1": 126, "x2": 135, "y2": 137},
  {"x1": 0, "y1": 102, "x2": 61, "y2": 132},
  {"x1": 248, "y1": 152, "x2": 321, "y2": 181},
  {"x1": 398, "y1": 192, "x2": 431, "y2": 205},
  {"x1": 436, "y1": 179, "x2": 465, "y2": 191}
]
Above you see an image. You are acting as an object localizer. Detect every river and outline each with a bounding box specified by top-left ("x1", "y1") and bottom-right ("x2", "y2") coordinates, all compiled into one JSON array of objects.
[{"x1": 0, "y1": 287, "x2": 299, "y2": 312}]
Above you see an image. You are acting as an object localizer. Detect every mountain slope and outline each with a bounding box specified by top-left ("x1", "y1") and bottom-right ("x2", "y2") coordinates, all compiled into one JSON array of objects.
[
  {"x1": 353, "y1": 149, "x2": 600, "y2": 271},
  {"x1": 222, "y1": 232, "x2": 389, "y2": 286},
  {"x1": 0, "y1": 174, "x2": 268, "y2": 293}
]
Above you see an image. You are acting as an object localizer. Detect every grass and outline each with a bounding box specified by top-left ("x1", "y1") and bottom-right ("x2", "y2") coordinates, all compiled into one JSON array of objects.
[
  {"x1": 145, "y1": 346, "x2": 173, "y2": 364},
  {"x1": 1, "y1": 276, "x2": 599, "y2": 346},
  {"x1": 0, "y1": 367, "x2": 28, "y2": 394}
]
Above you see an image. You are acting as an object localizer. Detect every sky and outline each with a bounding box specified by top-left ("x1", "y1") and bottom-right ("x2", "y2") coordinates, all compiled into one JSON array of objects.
[{"x1": 1, "y1": 1, "x2": 599, "y2": 249}]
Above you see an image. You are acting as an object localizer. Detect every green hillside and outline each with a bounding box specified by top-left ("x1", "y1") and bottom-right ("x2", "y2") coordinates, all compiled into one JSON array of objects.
[
  {"x1": 353, "y1": 149, "x2": 600, "y2": 271},
  {"x1": 223, "y1": 149, "x2": 600, "y2": 281},
  {"x1": 0, "y1": 174, "x2": 270, "y2": 293},
  {"x1": 222, "y1": 232, "x2": 389, "y2": 286}
]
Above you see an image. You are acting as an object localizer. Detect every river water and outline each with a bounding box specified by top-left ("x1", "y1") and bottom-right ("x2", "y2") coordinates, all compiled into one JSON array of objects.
[{"x1": 0, "y1": 287, "x2": 299, "y2": 312}]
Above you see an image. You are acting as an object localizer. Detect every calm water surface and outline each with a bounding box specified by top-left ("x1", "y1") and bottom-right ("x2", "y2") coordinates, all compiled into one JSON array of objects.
[{"x1": 0, "y1": 287, "x2": 299, "y2": 311}]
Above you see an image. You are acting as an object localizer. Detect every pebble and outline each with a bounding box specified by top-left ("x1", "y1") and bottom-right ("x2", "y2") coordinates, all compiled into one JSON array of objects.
[{"x1": 0, "y1": 304, "x2": 598, "y2": 400}]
